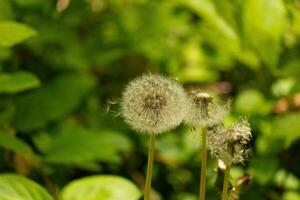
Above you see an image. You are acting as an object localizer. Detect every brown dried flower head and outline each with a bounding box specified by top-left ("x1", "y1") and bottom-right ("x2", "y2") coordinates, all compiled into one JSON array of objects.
[
  {"x1": 121, "y1": 74, "x2": 188, "y2": 134},
  {"x1": 208, "y1": 118, "x2": 252, "y2": 166}
]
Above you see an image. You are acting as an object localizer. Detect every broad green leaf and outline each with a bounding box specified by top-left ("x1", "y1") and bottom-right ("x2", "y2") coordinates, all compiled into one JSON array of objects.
[
  {"x1": 243, "y1": 0, "x2": 287, "y2": 67},
  {"x1": 234, "y1": 89, "x2": 272, "y2": 115},
  {"x1": 274, "y1": 170, "x2": 300, "y2": 190},
  {"x1": 0, "y1": 47, "x2": 11, "y2": 60},
  {"x1": 271, "y1": 78, "x2": 296, "y2": 97},
  {"x1": 0, "y1": 71, "x2": 40, "y2": 93},
  {"x1": 0, "y1": 21, "x2": 37, "y2": 47},
  {"x1": 0, "y1": 174, "x2": 53, "y2": 200},
  {"x1": 283, "y1": 191, "x2": 300, "y2": 200},
  {"x1": 43, "y1": 126, "x2": 132, "y2": 165},
  {"x1": 13, "y1": 73, "x2": 96, "y2": 131},
  {"x1": 61, "y1": 175, "x2": 141, "y2": 200},
  {"x1": 272, "y1": 113, "x2": 300, "y2": 148},
  {"x1": 249, "y1": 157, "x2": 279, "y2": 185},
  {"x1": 185, "y1": 0, "x2": 238, "y2": 41},
  {"x1": 183, "y1": 0, "x2": 241, "y2": 68},
  {"x1": 0, "y1": 0, "x2": 14, "y2": 20},
  {"x1": 0, "y1": 132, "x2": 34, "y2": 157},
  {"x1": 32, "y1": 132, "x2": 52, "y2": 154}
]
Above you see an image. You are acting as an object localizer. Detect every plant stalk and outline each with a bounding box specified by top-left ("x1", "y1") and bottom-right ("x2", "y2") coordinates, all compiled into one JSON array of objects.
[
  {"x1": 199, "y1": 127, "x2": 207, "y2": 200},
  {"x1": 221, "y1": 166, "x2": 230, "y2": 200},
  {"x1": 144, "y1": 134, "x2": 156, "y2": 200}
]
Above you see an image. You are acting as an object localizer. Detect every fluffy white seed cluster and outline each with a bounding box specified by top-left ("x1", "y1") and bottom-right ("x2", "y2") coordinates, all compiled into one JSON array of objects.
[
  {"x1": 184, "y1": 91, "x2": 228, "y2": 127},
  {"x1": 208, "y1": 118, "x2": 252, "y2": 166},
  {"x1": 121, "y1": 74, "x2": 188, "y2": 134}
]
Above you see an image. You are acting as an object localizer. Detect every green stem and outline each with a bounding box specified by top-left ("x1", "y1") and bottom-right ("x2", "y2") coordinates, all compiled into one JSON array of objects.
[
  {"x1": 144, "y1": 134, "x2": 156, "y2": 200},
  {"x1": 221, "y1": 166, "x2": 230, "y2": 200},
  {"x1": 199, "y1": 127, "x2": 207, "y2": 200}
]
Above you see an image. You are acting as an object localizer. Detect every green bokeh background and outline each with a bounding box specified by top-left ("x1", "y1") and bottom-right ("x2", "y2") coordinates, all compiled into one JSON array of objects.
[{"x1": 1, "y1": 0, "x2": 300, "y2": 199}]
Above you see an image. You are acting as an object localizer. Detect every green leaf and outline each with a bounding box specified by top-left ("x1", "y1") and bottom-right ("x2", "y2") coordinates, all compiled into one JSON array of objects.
[
  {"x1": 0, "y1": 21, "x2": 37, "y2": 47},
  {"x1": 185, "y1": 0, "x2": 238, "y2": 41},
  {"x1": 43, "y1": 126, "x2": 132, "y2": 166},
  {"x1": 0, "y1": 0, "x2": 14, "y2": 20},
  {"x1": 274, "y1": 170, "x2": 300, "y2": 190},
  {"x1": 283, "y1": 191, "x2": 300, "y2": 200},
  {"x1": 0, "y1": 71, "x2": 40, "y2": 93},
  {"x1": 243, "y1": 0, "x2": 287, "y2": 67},
  {"x1": 272, "y1": 113, "x2": 300, "y2": 148},
  {"x1": 0, "y1": 132, "x2": 34, "y2": 157},
  {"x1": 155, "y1": 131, "x2": 196, "y2": 167},
  {"x1": 249, "y1": 157, "x2": 279, "y2": 185},
  {"x1": 14, "y1": 0, "x2": 45, "y2": 7},
  {"x1": 271, "y1": 78, "x2": 296, "y2": 97},
  {"x1": 256, "y1": 121, "x2": 284, "y2": 155},
  {"x1": 13, "y1": 73, "x2": 96, "y2": 131},
  {"x1": 183, "y1": 0, "x2": 241, "y2": 68},
  {"x1": 61, "y1": 175, "x2": 141, "y2": 200},
  {"x1": 234, "y1": 89, "x2": 272, "y2": 115},
  {"x1": 0, "y1": 174, "x2": 53, "y2": 200},
  {"x1": 0, "y1": 101, "x2": 14, "y2": 127}
]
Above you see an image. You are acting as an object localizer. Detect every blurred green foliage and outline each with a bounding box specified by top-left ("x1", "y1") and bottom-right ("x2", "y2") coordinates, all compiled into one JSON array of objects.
[{"x1": 1, "y1": 0, "x2": 300, "y2": 199}]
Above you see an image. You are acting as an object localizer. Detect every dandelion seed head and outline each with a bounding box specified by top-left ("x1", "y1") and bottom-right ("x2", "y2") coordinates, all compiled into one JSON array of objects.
[
  {"x1": 208, "y1": 118, "x2": 252, "y2": 166},
  {"x1": 121, "y1": 74, "x2": 188, "y2": 134},
  {"x1": 184, "y1": 91, "x2": 228, "y2": 127}
]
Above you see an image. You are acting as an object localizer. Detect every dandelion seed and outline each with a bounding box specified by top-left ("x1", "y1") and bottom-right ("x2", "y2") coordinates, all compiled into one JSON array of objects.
[
  {"x1": 208, "y1": 118, "x2": 252, "y2": 166},
  {"x1": 184, "y1": 91, "x2": 228, "y2": 127},
  {"x1": 121, "y1": 74, "x2": 188, "y2": 134}
]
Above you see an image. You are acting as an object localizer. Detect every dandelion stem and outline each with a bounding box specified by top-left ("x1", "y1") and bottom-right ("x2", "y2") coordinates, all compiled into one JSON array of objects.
[
  {"x1": 221, "y1": 166, "x2": 230, "y2": 200},
  {"x1": 144, "y1": 134, "x2": 156, "y2": 200},
  {"x1": 199, "y1": 127, "x2": 207, "y2": 200}
]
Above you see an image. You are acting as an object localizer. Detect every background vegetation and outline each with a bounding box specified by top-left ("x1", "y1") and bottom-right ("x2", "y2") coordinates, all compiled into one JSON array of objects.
[{"x1": 1, "y1": 0, "x2": 300, "y2": 199}]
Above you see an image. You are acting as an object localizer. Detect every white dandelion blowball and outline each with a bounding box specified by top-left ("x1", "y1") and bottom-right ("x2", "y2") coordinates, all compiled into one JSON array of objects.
[
  {"x1": 184, "y1": 91, "x2": 228, "y2": 127},
  {"x1": 121, "y1": 74, "x2": 188, "y2": 134}
]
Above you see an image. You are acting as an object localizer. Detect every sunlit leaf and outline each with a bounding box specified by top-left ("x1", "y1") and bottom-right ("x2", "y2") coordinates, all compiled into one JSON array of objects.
[
  {"x1": 0, "y1": 0, "x2": 14, "y2": 20},
  {"x1": 234, "y1": 89, "x2": 272, "y2": 115},
  {"x1": 271, "y1": 78, "x2": 296, "y2": 97},
  {"x1": 283, "y1": 192, "x2": 300, "y2": 200},
  {"x1": 274, "y1": 169, "x2": 300, "y2": 190},
  {"x1": 0, "y1": 72, "x2": 40, "y2": 93},
  {"x1": 272, "y1": 113, "x2": 300, "y2": 148},
  {"x1": 243, "y1": 0, "x2": 287, "y2": 67},
  {"x1": 282, "y1": 191, "x2": 300, "y2": 200},
  {"x1": 0, "y1": 21, "x2": 37, "y2": 47},
  {"x1": 61, "y1": 175, "x2": 141, "y2": 200},
  {"x1": 0, "y1": 174, "x2": 53, "y2": 200}
]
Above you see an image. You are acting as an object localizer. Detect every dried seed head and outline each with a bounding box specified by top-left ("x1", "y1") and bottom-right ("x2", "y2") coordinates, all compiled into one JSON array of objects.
[
  {"x1": 184, "y1": 91, "x2": 228, "y2": 127},
  {"x1": 121, "y1": 74, "x2": 188, "y2": 134},
  {"x1": 208, "y1": 118, "x2": 252, "y2": 166}
]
